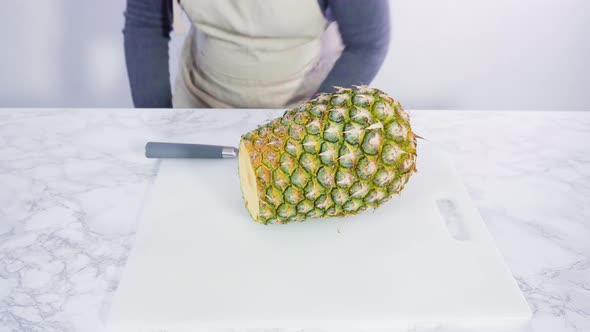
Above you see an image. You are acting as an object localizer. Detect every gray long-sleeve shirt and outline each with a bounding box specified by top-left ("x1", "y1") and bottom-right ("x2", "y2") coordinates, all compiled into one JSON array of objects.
[{"x1": 123, "y1": 0, "x2": 390, "y2": 108}]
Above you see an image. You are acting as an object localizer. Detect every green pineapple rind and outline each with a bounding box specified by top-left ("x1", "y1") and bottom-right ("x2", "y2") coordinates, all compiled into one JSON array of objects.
[{"x1": 240, "y1": 86, "x2": 418, "y2": 224}]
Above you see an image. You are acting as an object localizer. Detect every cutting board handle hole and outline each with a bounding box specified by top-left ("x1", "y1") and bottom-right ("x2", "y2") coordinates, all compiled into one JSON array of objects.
[{"x1": 436, "y1": 198, "x2": 470, "y2": 241}]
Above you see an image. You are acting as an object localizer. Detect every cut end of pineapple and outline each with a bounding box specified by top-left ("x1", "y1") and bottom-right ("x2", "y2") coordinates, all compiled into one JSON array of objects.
[{"x1": 238, "y1": 140, "x2": 260, "y2": 221}]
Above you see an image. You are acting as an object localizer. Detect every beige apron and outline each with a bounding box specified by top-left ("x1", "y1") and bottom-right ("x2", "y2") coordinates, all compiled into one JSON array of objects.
[{"x1": 172, "y1": 0, "x2": 344, "y2": 109}]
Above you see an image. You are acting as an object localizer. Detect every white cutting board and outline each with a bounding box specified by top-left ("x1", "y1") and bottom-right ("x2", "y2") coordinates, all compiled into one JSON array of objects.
[{"x1": 107, "y1": 142, "x2": 531, "y2": 331}]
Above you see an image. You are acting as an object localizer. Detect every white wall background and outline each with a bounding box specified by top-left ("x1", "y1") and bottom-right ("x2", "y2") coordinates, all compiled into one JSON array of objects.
[{"x1": 0, "y1": 0, "x2": 588, "y2": 110}]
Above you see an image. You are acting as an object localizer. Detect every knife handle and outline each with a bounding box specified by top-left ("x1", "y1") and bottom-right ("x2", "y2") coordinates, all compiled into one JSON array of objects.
[{"x1": 145, "y1": 142, "x2": 237, "y2": 159}]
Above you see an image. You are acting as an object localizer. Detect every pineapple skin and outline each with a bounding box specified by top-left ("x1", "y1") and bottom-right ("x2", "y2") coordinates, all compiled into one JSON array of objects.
[{"x1": 238, "y1": 86, "x2": 418, "y2": 224}]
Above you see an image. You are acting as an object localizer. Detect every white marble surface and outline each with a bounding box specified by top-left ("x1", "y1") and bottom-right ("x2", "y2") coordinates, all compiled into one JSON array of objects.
[{"x1": 0, "y1": 109, "x2": 588, "y2": 332}]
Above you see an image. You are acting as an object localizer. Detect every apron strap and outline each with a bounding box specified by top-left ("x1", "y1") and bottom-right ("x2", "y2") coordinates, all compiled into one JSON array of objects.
[{"x1": 173, "y1": 0, "x2": 187, "y2": 36}]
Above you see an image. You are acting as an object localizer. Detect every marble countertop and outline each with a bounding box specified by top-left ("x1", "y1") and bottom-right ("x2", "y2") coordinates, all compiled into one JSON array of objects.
[{"x1": 0, "y1": 109, "x2": 588, "y2": 332}]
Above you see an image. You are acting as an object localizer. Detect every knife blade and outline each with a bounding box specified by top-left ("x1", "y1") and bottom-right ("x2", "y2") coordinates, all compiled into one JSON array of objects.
[{"x1": 145, "y1": 142, "x2": 238, "y2": 159}]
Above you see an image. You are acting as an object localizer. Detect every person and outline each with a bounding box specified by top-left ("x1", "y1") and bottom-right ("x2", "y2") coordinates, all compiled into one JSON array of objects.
[{"x1": 124, "y1": 0, "x2": 390, "y2": 109}]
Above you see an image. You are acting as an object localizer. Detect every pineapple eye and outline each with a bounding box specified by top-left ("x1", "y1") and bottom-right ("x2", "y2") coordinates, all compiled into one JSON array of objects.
[
  {"x1": 319, "y1": 142, "x2": 338, "y2": 166},
  {"x1": 317, "y1": 167, "x2": 335, "y2": 188},
  {"x1": 323, "y1": 122, "x2": 343, "y2": 143},
  {"x1": 350, "y1": 182, "x2": 369, "y2": 199},
  {"x1": 331, "y1": 94, "x2": 350, "y2": 106},
  {"x1": 381, "y1": 144, "x2": 403, "y2": 165},
  {"x1": 297, "y1": 104, "x2": 309, "y2": 113},
  {"x1": 272, "y1": 169, "x2": 289, "y2": 191},
  {"x1": 374, "y1": 168, "x2": 395, "y2": 187},
  {"x1": 267, "y1": 134, "x2": 282, "y2": 150},
  {"x1": 343, "y1": 198, "x2": 363, "y2": 212},
  {"x1": 284, "y1": 186, "x2": 304, "y2": 205},
  {"x1": 315, "y1": 194, "x2": 334, "y2": 210},
  {"x1": 304, "y1": 181, "x2": 323, "y2": 200},
  {"x1": 258, "y1": 126, "x2": 271, "y2": 137},
  {"x1": 255, "y1": 165, "x2": 271, "y2": 185},
  {"x1": 280, "y1": 110, "x2": 297, "y2": 125},
  {"x1": 254, "y1": 138, "x2": 265, "y2": 149},
  {"x1": 372, "y1": 101, "x2": 394, "y2": 121},
  {"x1": 338, "y1": 144, "x2": 358, "y2": 169},
  {"x1": 279, "y1": 153, "x2": 296, "y2": 175},
  {"x1": 300, "y1": 153, "x2": 319, "y2": 174},
  {"x1": 290, "y1": 168, "x2": 310, "y2": 189},
  {"x1": 325, "y1": 206, "x2": 339, "y2": 216},
  {"x1": 265, "y1": 187, "x2": 283, "y2": 207},
  {"x1": 335, "y1": 169, "x2": 354, "y2": 188},
  {"x1": 361, "y1": 131, "x2": 382, "y2": 155},
  {"x1": 343, "y1": 123, "x2": 363, "y2": 144},
  {"x1": 284, "y1": 139, "x2": 303, "y2": 157},
  {"x1": 364, "y1": 188, "x2": 387, "y2": 204},
  {"x1": 356, "y1": 157, "x2": 378, "y2": 179},
  {"x1": 277, "y1": 203, "x2": 297, "y2": 219},
  {"x1": 306, "y1": 208, "x2": 324, "y2": 219},
  {"x1": 350, "y1": 106, "x2": 371, "y2": 126},
  {"x1": 328, "y1": 107, "x2": 347, "y2": 122},
  {"x1": 355, "y1": 85, "x2": 376, "y2": 94},
  {"x1": 353, "y1": 94, "x2": 374, "y2": 107},
  {"x1": 296, "y1": 199, "x2": 314, "y2": 214},
  {"x1": 293, "y1": 112, "x2": 309, "y2": 125},
  {"x1": 331, "y1": 188, "x2": 350, "y2": 205},
  {"x1": 288, "y1": 124, "x2": 305, "y2": 141},
  {"x1": 258, "y1": 204, "x2": 276, "y2": 224},
  {"x1": 385, "y1": 121, "x2": 407, "y2": 140},
  {"x1": 314, "y1": 93, "x2": 331, "y2": 105},
  {"x1": 401, "y1": 155, "x2": 416, "y2": 173},
  {"x1": 396, "y1": 104, "x2": 410, "y2": 122},
  {"x1": 310, "y1": 104, "x2": 327, "y2": 117},
  {"x1": 262, "y1": 149, "x2": 279, "y2": 168},
  {"x1": 388, "y1": 178, "x2": 403, "y2": 193},
  {"x1": 302, "y1": 135, "x2": 321, "y2": 154},
  {"x1": 305, "y1": 119, "x2": 322, "y2": 135}
]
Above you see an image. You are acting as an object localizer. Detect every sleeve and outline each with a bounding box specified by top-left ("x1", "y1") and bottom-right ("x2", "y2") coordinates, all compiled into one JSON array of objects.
[
  {"x1": 123, "y1": 0, "x2": 174, "y2": 108},
  {"x1": 316, "y1": 0, "x2": 391, "y2": 94}
]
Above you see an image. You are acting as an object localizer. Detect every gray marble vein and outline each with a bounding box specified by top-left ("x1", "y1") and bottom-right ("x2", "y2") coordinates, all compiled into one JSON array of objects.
[{"x1": 0, "y1": 109, "x2": 589, "y2": 332}]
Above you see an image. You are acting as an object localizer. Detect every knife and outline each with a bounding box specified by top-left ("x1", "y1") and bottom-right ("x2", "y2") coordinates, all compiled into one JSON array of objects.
[{"x1": 145, "y1": 142, "x2": 238, "y2": 159}]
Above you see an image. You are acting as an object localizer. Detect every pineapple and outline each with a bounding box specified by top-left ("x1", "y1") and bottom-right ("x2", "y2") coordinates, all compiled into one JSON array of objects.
[{"x1": 238, "y1": 86, "x2": 418, "y2": 224}]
